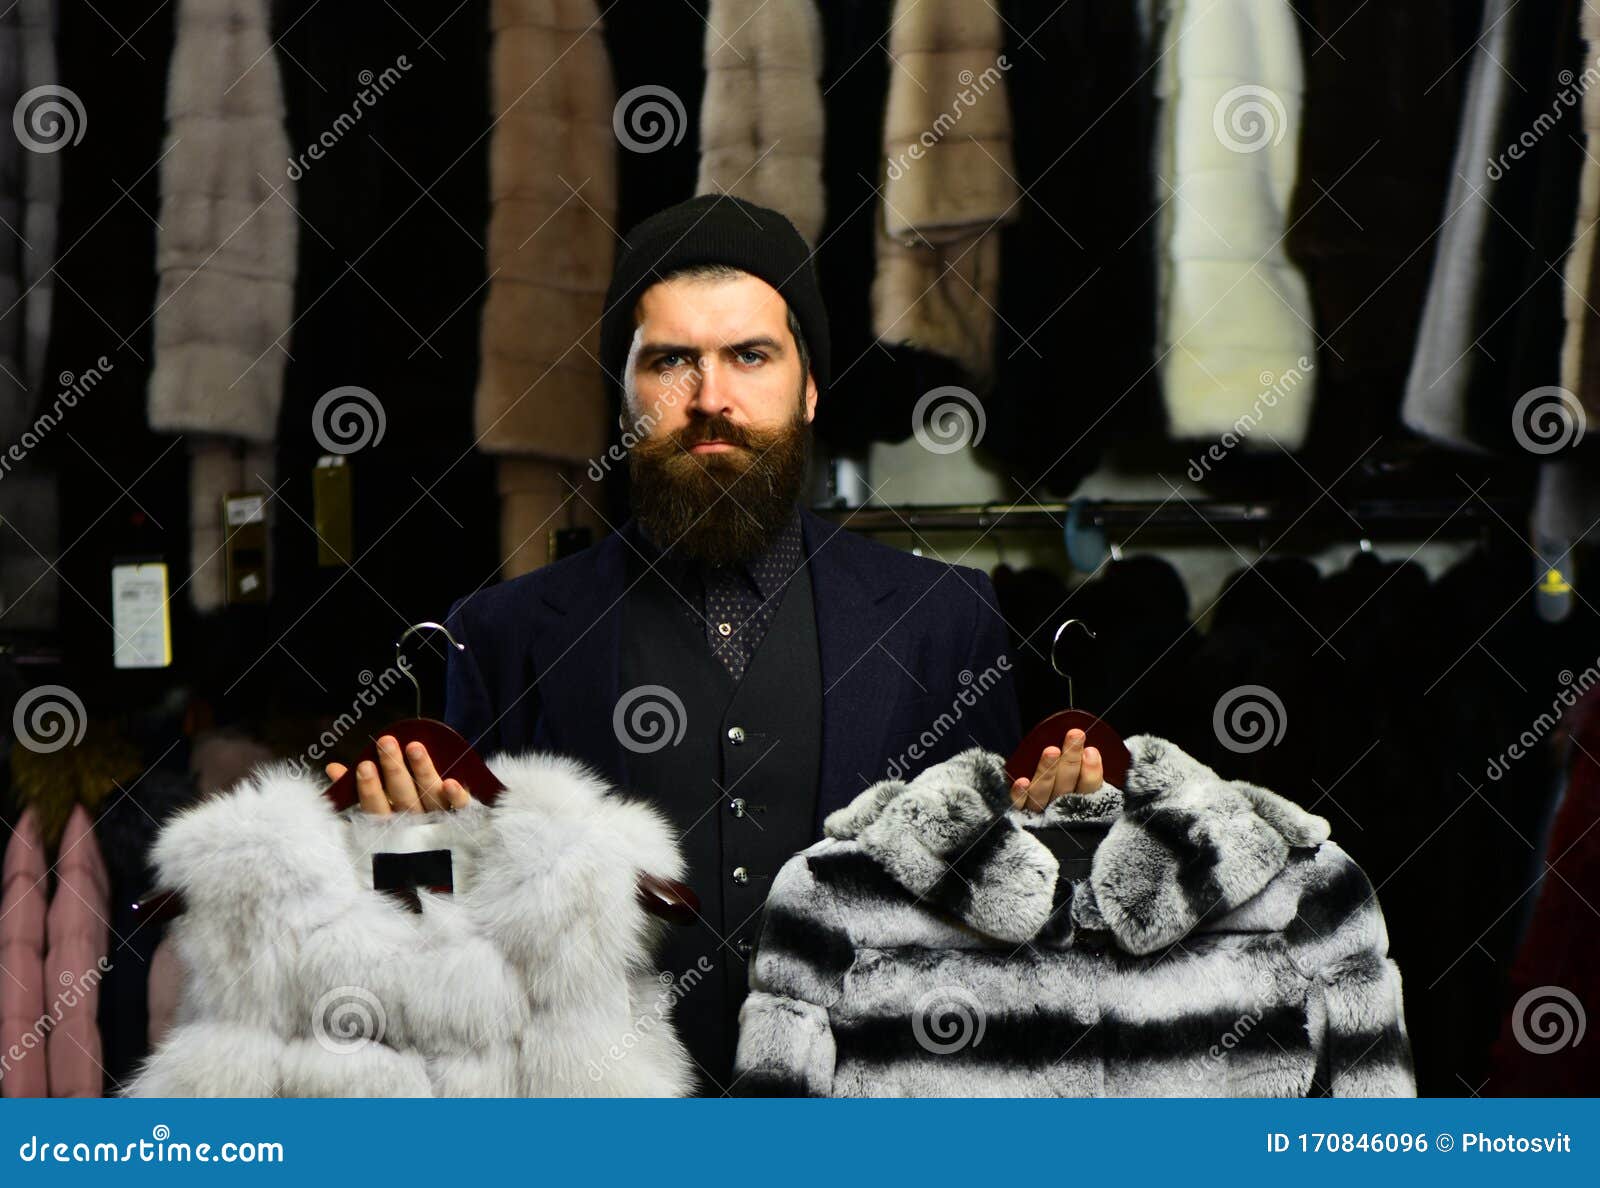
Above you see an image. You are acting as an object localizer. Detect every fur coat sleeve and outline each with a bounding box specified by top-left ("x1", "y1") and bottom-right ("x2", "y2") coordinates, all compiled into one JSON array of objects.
[{"x1": 735, "y1": 739, "x2": 1416, "y2": 1097}]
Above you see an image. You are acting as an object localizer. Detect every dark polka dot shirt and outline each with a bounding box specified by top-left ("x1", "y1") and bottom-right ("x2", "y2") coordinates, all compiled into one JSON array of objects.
[{"x1": 638, "y1": 507, "x2": 805, "y2": 682}]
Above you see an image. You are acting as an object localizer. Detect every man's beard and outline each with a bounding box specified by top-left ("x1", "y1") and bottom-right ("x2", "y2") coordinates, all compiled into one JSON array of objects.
[{"x1": 628, "y1": 409, "x2": 810, "y2": 566}]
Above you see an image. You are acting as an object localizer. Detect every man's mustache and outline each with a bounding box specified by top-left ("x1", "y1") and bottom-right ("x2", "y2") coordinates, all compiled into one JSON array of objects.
[{"x1": 673, "y1": 416, "x2": 755, "y2": 450}]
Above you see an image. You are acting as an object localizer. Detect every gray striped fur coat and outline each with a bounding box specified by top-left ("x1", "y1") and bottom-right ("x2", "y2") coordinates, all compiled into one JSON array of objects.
[{"x1": 734, "y1": 735, "x2": 1416, "y2": 1097}]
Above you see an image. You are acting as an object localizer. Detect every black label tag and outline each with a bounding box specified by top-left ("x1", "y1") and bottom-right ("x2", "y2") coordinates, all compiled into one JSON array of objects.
[{"x1": 372, "y1": 849, "x2": 454, "y2": 894}]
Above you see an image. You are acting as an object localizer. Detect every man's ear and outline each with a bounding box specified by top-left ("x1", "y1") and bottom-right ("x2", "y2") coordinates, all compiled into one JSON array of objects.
[{"x1": 803, "y1": 372, "x2": 818, "y2": 423}]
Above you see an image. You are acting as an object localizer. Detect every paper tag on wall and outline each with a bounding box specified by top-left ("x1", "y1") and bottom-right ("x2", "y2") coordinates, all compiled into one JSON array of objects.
[{"x1": 111, "y1": 560, "x2": 173, "y2": 668}]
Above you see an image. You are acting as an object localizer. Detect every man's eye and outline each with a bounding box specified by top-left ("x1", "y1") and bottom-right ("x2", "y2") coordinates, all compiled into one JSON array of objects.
[
  {"x1": 656, "y1": 354, "x2": 685, "y2": 370},
  {"x1": 737, "y1": 350, "x2": 765, "y2": 365}
]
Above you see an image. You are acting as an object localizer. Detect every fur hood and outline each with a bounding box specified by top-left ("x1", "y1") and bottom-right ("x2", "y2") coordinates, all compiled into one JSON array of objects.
[
  {"x1": 122, "y1": 751, "x2": 695, "y2": 1098},
  {"x1": 823, "y1": 734, "x2": 1331, "y2": 956}
]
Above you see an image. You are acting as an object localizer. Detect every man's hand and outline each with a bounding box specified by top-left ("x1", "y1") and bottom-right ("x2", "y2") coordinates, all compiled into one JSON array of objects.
[
  {"x1": 325, "y1": 735, "x2": 474, "y2": 814},
  {"x1": 1009, "y1": 727, "x2": 1103, "y2": 812}
]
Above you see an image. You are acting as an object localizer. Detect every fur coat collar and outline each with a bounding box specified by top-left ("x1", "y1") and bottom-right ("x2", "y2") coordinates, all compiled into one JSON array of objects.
[
  {"x1": 123, "y1": 751, "x2": 694, "y2": 1098},
  {"x1": 823, "y1": 734, "x2": 1332, "y2": 956}
]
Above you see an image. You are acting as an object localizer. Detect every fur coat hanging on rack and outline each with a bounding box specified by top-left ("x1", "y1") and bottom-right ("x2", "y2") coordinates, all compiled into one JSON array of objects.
[
  {"x1": 145, "y1": 0, "x2": 296, "y2": 611},
  {"x1": 871, "y1": 0, "x2": 1018, "y2": 386}
]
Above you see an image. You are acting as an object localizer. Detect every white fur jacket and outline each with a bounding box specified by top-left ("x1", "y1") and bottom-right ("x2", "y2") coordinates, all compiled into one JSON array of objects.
[
  {"x1": 734, "y1": 736, "x2": 1416, "y2": 1097},
  {"x1": 122, "y1": 752, "x2": 696, "y2": 1098}
]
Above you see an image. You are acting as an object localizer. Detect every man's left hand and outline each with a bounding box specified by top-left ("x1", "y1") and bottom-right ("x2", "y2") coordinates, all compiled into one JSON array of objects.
[{"x1": 1010, "y1": 727, "x2": 1103, "y2": 812}]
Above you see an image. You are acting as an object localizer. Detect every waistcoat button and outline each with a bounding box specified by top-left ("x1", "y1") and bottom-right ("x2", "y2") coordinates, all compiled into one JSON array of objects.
[
  {"x1": 736, "y1": 940, "x2": 753, "y2": 958},
  {"x1": 729, "y1": 797, "x2": 746, "y2": 817},
  {"x1": 732, "y1": 866, "x2": 749, "y2": 884},
  {"x1": 717, "y1": 622, "x2": 732, "y2": 637},
  {"x1": 727, "y1": 725, "x2": 746, "y2": 745}
]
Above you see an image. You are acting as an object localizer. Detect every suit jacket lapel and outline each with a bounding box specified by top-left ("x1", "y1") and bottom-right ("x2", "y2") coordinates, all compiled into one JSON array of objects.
[
  {"x1": 802, "y1": 508, "x2": 902, "y2": 829},
  {"x1": 529, "y1": 526, "x2": 629, "y2": 787}
]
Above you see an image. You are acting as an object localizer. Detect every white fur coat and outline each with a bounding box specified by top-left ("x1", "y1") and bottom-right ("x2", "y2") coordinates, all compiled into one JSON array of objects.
[
  {"x1": 121, "y1": 751, "x2": 696, "y2": 1098},
  {"x1": 1154, "y1": 0, "x2": 1315, "y2": 448}
]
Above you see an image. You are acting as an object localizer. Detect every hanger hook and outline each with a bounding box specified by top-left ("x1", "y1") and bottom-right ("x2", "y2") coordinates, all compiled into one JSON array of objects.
[
  {"x1": 1050, "y1": 619, "x2": 1097, "y2": 707},
  {"x1": 395, "y1": 620, "x2": 464, "y2": 718}
]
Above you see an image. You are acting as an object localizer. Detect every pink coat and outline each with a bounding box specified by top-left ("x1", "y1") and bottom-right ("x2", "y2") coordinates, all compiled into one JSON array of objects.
[
  {"x1": 0, "y1": 809, "x2": 47, "y2": 1097},
  {"x1": 45, "y1": 805, "x2": 110, "y2": 1096}
]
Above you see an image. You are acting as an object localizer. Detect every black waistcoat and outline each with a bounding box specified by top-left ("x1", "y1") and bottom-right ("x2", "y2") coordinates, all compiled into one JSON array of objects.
[{"x1": 619, "y1": 550, "x2": 823, "y2": 1094}]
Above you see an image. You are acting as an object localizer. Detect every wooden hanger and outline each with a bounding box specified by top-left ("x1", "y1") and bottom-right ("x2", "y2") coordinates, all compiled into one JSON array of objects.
[
  {"x1": 1006, "y1": 618, "x2": 1131, "y2": 789},
  {"x1": 133, "y1": 621, "x2": 699, "y2": 925}
]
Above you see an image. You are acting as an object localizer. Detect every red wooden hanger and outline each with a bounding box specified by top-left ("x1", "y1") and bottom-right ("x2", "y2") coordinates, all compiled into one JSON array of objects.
[
  {"x1": 1006, "y1": 619, "x2": 1131, "y2": 789},
  {"x1": 134, "y1": 621, "x2": 699, "y2": 925}
]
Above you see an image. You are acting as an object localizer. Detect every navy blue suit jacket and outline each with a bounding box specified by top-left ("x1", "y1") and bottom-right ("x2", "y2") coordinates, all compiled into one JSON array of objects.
[{"x1": 441, "y1": 508, "x2": 1023, "y2": 834}]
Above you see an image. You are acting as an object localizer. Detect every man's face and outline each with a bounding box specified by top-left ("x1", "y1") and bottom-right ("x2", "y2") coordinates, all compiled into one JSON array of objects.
[{"x1": 623, "y1": 271, "x2": 817, "y2": 565}]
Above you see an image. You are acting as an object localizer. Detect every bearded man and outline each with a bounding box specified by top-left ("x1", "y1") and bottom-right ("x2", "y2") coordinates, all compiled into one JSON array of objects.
[{"x1": 329, "y1": 195, "x2": 1103, "y2": 1093}]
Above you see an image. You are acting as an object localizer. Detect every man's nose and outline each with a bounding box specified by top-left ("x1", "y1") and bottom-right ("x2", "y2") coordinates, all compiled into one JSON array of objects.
[{"x1": 688, "y1": 354, "x2": 734, "y2": 417}]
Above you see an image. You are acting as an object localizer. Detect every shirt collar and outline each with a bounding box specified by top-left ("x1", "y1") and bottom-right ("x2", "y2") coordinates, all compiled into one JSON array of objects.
[{"x1": 633, "y1": 504, "x2": 805, "y2": 597}]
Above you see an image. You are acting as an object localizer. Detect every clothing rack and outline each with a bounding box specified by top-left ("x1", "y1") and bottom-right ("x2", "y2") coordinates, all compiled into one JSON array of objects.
[{"x1": 814, "y1": 497, "x2": 1530, "y2": 544}]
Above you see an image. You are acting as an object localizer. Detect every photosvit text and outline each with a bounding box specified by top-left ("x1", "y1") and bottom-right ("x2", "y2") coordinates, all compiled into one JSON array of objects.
[{"x1": 1264, "y1": 1131, "x2": 1572, "y2": 1154}]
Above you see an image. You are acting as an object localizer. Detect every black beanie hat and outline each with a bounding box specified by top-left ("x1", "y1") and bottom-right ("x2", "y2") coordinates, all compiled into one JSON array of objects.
[{"x1": 600, "y1": 194, "x2": 830, "y2": 395}]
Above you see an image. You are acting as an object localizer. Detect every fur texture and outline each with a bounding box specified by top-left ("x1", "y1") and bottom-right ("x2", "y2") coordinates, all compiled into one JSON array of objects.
[
  {"x1": 872, "y1": 0, "x2": 1016, "y2": 382},
  {"x1": 475, "y1": 0, "x2": 615, "y2": 468},
  {"x1": 696, "y1": 0, "x2": 825, "y2": 245},
  {"x1": 146, "y1": 0, "x2": 296, "y2": 444},
  {"x1": 735, "y1": 735, "x2": 1415, "y2": 1097},
  {"x1": 1153, "y1": 0, "x2": 1315, "y2": 448},
  {"x1": 121, "y1": 751, "x2": 695, "y2": 1098}
]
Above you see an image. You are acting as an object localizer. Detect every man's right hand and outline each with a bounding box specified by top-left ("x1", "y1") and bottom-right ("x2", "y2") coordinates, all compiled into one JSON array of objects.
[{"x1": 325, "y1": 735, "x2": 474, "y2": 814}]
